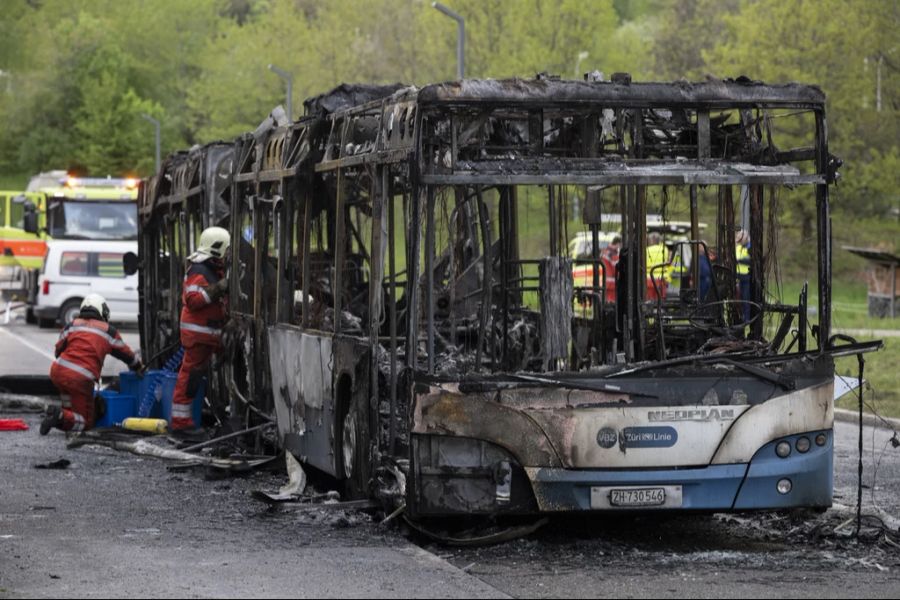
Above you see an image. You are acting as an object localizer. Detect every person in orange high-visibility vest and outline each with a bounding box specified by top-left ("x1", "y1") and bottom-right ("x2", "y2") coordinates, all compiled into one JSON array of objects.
[
  {"x1": 171, "y1": 227, "x2": 230, "y2": 439},
  {"x1": 41, "y1": 294, "x2": 143, "y2": 435}
]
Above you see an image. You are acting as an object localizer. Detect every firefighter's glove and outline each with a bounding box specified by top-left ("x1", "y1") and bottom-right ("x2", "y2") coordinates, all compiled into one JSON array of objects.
[
  {"x1": 131, "y1": 359, "x2": 146, "y2": 374},
  {"x1": 205, "y1": 278, "x2": 229, "y2": 301}
]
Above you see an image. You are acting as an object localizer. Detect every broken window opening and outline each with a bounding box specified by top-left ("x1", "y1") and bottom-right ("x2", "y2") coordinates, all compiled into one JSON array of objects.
[
  {"x1": 412, "y1": 177, "x2": 818, "y2": 377},
  {"x1": 236, "y1": 197, "x2": 256, "y2": 315}
]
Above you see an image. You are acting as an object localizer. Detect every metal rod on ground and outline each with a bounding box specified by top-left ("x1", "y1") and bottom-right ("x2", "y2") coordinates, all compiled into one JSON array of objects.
[
  {"x1": 277, "y1": 499, "x2": 377, "y2": 512},
  {"x1": 179, "y1": 422, "x2": 274, "y2": 453},
  {"x1": 67, "y1": 435, "x2": 273, "y2": 470}
]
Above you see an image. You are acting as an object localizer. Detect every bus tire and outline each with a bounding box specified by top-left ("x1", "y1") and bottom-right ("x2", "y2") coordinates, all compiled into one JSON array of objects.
[
  {"x1": 25, "y1": 308, "x2": 36, "y2": 324},
  {"x1": 337, "y1": 375, "x2": 371, "y2": 500}
]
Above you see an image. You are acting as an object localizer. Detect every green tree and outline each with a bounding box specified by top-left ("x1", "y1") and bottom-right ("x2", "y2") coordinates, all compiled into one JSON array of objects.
[
  {"x1": 704, "y1": 0, "x2": 900, "y2": 220},
  {"x1": 72, "y1": 46, "x2": 163, "y2": 175},
  {"x1": 0, "y1": 0, "x2": 222, "y2": 176},
  {"x1": 185, "y1": 0, "x2": 310, "y2": 141},
  {"x1": 651, "y1": 0, "x2": 740, "y2": 79},
  {"x1": 445, "y1": 0, "x2": 626, "y2": 79}
]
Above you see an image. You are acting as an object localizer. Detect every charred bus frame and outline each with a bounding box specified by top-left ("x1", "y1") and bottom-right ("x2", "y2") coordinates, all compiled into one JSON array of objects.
[{"x1": 136, "y1": 76, "x2": 880, "y2": 517}]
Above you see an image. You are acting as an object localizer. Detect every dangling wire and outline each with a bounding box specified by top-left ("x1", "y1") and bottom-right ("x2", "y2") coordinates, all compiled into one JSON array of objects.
[
  {"x1": 856, "y1": 350, "x2": 865, "y2": 538},
  {"x1": 562, "y1": 185, "x2": 570, "y2": 256}
]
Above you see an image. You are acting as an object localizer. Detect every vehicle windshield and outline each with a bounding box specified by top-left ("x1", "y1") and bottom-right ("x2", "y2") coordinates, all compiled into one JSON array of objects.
[
  {"x1": 569, "y1": 234, "x2": 614, "y2": 260},
  {"x1": 48, "y1": 200, "x2": 138, "y2": 240}
]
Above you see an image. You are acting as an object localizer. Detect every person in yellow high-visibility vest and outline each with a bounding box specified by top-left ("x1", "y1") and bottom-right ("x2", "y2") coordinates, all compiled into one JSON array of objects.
[
  {"x1": 646, "y1": 232, "x2": 670, "y2": 298},
  {"x1": 735, "y1": 230, "x2": 751, "y2": 322},
  {"x1": 668, "y1": 243, "x2": 691, "y2": 296}
]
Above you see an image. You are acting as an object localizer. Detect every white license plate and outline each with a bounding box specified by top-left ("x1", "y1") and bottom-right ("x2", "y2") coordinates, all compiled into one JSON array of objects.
[
  {"x1": 590, "y1": 485, "x2": 683, "y2": 509},
  {"x1": 610, "y1": 487, "x2": 665, "y2": 506}
]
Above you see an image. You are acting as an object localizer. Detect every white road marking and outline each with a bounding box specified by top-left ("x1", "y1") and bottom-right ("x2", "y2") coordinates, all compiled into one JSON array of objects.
[{"x1": 0, "y1": 325, "x2": 57, "y2": 362}]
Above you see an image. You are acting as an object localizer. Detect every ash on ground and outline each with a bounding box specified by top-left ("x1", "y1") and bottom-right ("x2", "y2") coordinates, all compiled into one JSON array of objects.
[{"x1": 438, "y1": 510, "x2": 900, "y2": 575}]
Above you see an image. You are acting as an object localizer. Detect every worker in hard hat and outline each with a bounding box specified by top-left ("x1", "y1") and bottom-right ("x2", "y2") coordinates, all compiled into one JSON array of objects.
[
  {"x1": 41, "y1": 294, "x2": 143, "y2": 435},
  {"x1": 171, "y1": 226, "x2": 230, "y2": 439},
  {"x1": 735, "y1": 230, "x2": 752, "y2": 322}
]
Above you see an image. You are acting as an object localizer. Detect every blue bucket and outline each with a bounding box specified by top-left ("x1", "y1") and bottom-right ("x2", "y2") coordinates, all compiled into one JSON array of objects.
[
  {"x1": 121, "y1": 367, "x2": 205, "y2": 426},
  {"x1": 96, "y1": 391, "x2": 137, "y2": 427},
  {"x1": 119, "y1": 371, "x2": 141, "y2": 398}
]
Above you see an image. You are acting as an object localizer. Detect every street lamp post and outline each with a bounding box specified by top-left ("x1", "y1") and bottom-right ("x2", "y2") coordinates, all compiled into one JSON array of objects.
[
  {"x1": 876, "y1": 47, "x2": 898, "y2": 113},
  {"x1": 432, "y1": 2, "x2": 465, "y2": 80},
  {"x1": 141, "y1": 114, "x2": 161, "y2": 173},
  {"x1": 268, "y1": 64, "x2": 293, "y2": 120},
  {"x1": 865, "y1": 46, "x2": 897, "y2": 113},
  {"x1": 574, "y1": 51, "x2": 589, "y2": 79}
]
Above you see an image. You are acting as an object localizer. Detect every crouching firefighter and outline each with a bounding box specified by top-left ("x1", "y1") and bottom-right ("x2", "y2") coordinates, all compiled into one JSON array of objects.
[
  {"x1": 172, "y1": 226, "x2": 230, "y2": 437},
  {"x1": 41, "y1": 294, "x2": 143, "y2": 435}
]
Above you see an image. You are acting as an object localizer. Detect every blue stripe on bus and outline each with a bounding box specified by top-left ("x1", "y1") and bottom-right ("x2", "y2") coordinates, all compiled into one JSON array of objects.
[
  {"x1": 530, "y1": 464, "x2": 747, "y2": 511},
  {"x1": 733, "y1": 430, "x2": 833, "y2": 509},
  {"x1": 528, "y1": 429, "x2": 833, "y2": 511}
]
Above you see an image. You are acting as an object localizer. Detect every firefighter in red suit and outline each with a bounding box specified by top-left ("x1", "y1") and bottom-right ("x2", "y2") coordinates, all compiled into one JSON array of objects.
[
  {"x1": 41, "y1": 294, "x2": 143, "y2": 435},
  {"x1": 171, "y1": 226, "x2": 230, "y2": 437}
]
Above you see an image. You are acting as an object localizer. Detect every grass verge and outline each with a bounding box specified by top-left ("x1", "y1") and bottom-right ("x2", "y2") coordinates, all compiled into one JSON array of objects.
[{"x1": 835, "y1": 337, "x2": 899, "y2": 419}]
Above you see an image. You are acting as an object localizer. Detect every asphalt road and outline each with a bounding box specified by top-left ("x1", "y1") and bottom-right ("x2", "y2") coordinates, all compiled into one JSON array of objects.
[
  {"x1": 0, "y1": 316, "x2": 141, "y2": 379},
  {"x1": 1, "y1": 308, "x2": 899, "y2": 598}
]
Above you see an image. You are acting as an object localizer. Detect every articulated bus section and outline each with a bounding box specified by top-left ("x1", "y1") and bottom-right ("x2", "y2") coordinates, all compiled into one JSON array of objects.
[{"x1": 136, "y1": 76, "x2": 880, "y2": 518}]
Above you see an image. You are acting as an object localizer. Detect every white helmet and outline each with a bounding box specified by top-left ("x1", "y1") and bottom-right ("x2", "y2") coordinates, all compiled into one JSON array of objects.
[
  {"x1": 81, "y1": 294, "x2": 110, "y2": 321},
  {"x1": 188, "y1": 226, "x2": 230, "y2": 263}
]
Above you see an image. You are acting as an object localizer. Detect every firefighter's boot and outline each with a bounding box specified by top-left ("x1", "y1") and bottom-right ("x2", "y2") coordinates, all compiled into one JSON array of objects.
[{"x1": 40, "y1": 406, "x2": 63, "y2": 436}]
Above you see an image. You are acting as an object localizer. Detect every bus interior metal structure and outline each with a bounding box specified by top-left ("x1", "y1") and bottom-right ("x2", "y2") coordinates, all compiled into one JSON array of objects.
[{"x1": 136, "y1": 75, "x2": 881, "y2": 518}]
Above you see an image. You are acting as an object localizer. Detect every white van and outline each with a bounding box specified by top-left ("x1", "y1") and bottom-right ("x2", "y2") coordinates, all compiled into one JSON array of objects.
[{"x1": 34, "y1": 240, "x2": 138, "y2": 327}]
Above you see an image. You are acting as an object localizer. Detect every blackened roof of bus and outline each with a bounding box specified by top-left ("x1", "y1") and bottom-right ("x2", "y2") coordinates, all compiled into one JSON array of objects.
[
  {"x1": 416, "y1": 77, "x2": 825, "y2": 108},
  {"x1": 304, "y1": 83, "x2": 407, "y2": 116}
]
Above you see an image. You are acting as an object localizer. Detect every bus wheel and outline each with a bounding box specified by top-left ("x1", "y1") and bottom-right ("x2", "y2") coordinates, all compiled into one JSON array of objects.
[
  {"x1": 338, "y1": 385, "x2": 370, "y2": 500},
  {"x1": 25, "y1": 308, "x2": 36, "y2": 324}
]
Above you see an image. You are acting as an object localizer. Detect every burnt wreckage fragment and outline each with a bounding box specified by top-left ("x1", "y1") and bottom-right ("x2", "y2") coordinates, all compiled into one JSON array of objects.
[{"x1": 136, "y1": 76, "x2": 880, "y2": 518}]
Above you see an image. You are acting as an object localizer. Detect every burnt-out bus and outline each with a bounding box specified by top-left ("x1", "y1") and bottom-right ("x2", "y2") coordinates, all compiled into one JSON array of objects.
[{"x1": 135, "y1": 76, "x2": 880, "y2": 517}]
